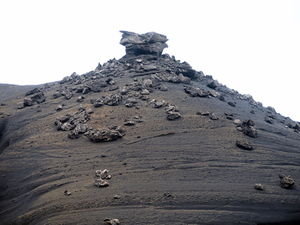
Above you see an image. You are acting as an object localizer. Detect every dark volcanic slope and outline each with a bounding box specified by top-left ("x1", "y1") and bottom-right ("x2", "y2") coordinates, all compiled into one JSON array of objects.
[{"x1": 0, "y1": 31, "x2": 300, "y2": 225}]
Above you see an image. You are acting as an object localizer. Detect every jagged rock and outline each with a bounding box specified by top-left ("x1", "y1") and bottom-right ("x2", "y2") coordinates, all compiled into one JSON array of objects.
[
  {"x1": 17, "y1": 102, "x2": 24, "y2": 109},
  {"x1": 92, "y1": 98, "x2": 104, "y2": 108},
  {"x1": 178, "y1": 74, "x2": 191, "y2": 84},
  {"x1": 23, "y1": 97, "x2": 33, "y2": 107},
  {"x1": 23, "y1": 91, "x2": 46, "y2": 107},
  {"x1": 197, "y1": 111, "x2": 210, "y2": 116},
  {"x1": 236, "y1": 140, "x2": 254, "y2": 150},
  {"x1": 113, "y1": 195, "x2": 121, "y2": 199},
  {"x1": 55, "y1": 109, "x2": 90, "y2": 131},
  {"x1": 207, "y1": 80, "x2": 219, "y2": 89},
  {"x1": 103, "y1": 94, "x2": 122, "y2": 106},
  {"x1": 159, "y1": 84, "x2": 168, "y2": 91},
  {"x1": 165, "y1": 104, "x2": 179, "y2": 113},
  {"x1": 254, "y1": 184, "x2": 264, "y2": 191},
  {"x1": 86, "y1": 127, "x2": 125, "y2": 142},
  {"x1": 68, "y1": 123, "x2": 88, "y2": 139},
  {"x1": 140, "y1": 89, "x2": 150, "y2": 95},
  {"x1": 228, "y1": 101, "x2": 236, "y2": 107},
  {"x1": 120, "y1": 30, "x2": 168, "y2": 56},
  {"x1": 241, "y1": 120, "x2": 258, "y2": 138},
  {"x1": 184, "y1": 86, "x2": 209, "y2": 97},
  {"x1": 56, "y1": 105, "x2": 63, "y2": 111},
  {"x1": 104, "y1": 218, "x2": 120, "y2": 225},
  {"x1": 152, "y1": 99, "x2": 166, "y2": 108},
  {"x1": 125, "y1": 98, "x2": 138, "y2": 108},
  {"x1": 94, "y1": 178, "x2": 109, "y2": 188},
  {"x1": 167, "y1": 111, "x2": 182, "y2": 120},
  {"x1": 77, "y1": 96, "x2": 85, "y2": 102},
  {"x1": 53, "y1": 91, "x2": 62, "y2": 99},
  {"x1": 143, "y1": 79, "x2": 153, "y2": 88},
  {"x1": 61, "y1": 89, "x2": 73, "y2": 100},
  {"x1": 233, "y1": 119, "x2": 242, "y2": 125},
  {"x1": 224, "y1": 113, "x2": 234, "y2": 120},
  {"x1": 25, "y1": 88, "x2": 40, "y2": 96},
  {"x1": 124, "y1": 120, "x2": 135, "y2": 126},
  {"x1": 95, "y1": 169, "x2": 112, "y2": 179},
  {"x1": 265, "y1": 116, "x2": 273, "y2": 124},
  {"x1": 60, "y1": 122, "x2": 75, "y2": 131},
  {"x1": 64, "y1": 190, "x2": 72, "y2": 196},
  {"x1": 279, "y1": 174, "x2": 295, "y2": 189},
  {"x1": 209, "y1": 113, "x2": 219, "y2": 120}
]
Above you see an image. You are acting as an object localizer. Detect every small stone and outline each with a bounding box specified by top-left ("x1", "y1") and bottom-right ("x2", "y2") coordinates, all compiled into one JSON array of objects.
[
  {"x1": 64, "y1": 190, "x2": 72, "y2": 196},
  {"x1": 104, "y1": 218, "x2": 120, "y2": 225},
  {"x1": 254, "y1": 184, "x2": 264, "y2": 191},
  {"x1": 140, "y1": 89, "x2": 150, "y2": 95},
  {"x1": 265, "y1": 116, "x2": 273, "y2": 124},
  {"x1": 167, "y1": 111, "x2": 182, "y2": 120},
  {"x1": 124, "y1": 120, "x2": 135, "y2": 126},
  {"x1": 196, "y1": 111, "x2": 210, "y2": 116},
  {"x1": 209, "y1": 113, "x2": 219, "y2": 120},
  {"x1": 113, "y1": 195, "x2": 121, "y2": 199},
  {"x1": 236, "y1": 140, "x2": 254, "y2": 150},
  {"x1": 228, "y1": 101, "x2": 236, "y2": 107},
  {"x1": 56, "y1": 105, "x2": 63, "y2": 111},
  {"x1": 77, "y1": 96, "x2": 85, "y2": 102},
  {"x1": 233, "y1": 119, "x2": 241, "y2": 125},
  {"x1": 159, "y1": 85, "x2": 168, "y2": 91}
]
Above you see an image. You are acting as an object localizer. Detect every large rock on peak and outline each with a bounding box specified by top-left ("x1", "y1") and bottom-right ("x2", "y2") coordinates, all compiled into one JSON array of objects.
[{"x1": 120, "y1": 31, "x2": 168, "y2": 57}]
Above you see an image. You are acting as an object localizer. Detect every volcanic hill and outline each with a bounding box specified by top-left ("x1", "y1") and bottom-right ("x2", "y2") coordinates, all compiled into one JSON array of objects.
[{"x1": 0, "y1": 31, "x2": 300, "y2": 225}]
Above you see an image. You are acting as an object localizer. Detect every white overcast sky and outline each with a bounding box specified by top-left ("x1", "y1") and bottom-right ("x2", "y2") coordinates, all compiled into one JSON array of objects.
[{"x1": 0, "y1": 0, "x2": 299, "y2": 121}]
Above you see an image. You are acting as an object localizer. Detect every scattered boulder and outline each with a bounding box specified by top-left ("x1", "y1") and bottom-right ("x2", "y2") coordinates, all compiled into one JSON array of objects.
[
  {"x1": 236, "y1": 140, "x2": 254, "y2": 150},
  {"x1": 25, "y1": 88, "x2": 41, "y2": 96},
  {"x1": 279, "y1": 174, "x2": 295, "y2": 189},
  {"x1": 86, "y1": 126, "x2": 125, "y2": 142},
  {"x1": 53, "y1": 91, "x2": 62, "y2": 99},
  {"x1": 125, "y1": 98, "x2": 138, "y2": 108},
  {"x1": 265, "y1": 116, "x2": 274, "y2": 124},
  {"x1": 61, "y1": 89, "x2": 73, "y2": 100},
  {"x1": 240, "y1": 120, "x2": 258, "y2": 138},
  {"x1": 184, "y1": 86, "x2": 209, "y2": 98},
  {"x1": 207, "y1": 80, "x2": 219, "y2": 89},
  {"x1": 23, "y1": 91, "x2": 46, "y2": 107},
  {"x1": 103, "y1": 94, "x2": 122, "y2": 106}
]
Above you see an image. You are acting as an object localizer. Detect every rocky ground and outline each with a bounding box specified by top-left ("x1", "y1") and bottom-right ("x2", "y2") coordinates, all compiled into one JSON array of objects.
[{"x1": 0, "y1": 31, "x2": 300, "y2": 225}]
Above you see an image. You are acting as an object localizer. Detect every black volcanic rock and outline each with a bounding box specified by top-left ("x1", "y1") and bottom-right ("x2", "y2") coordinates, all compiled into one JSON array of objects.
[
  {"x1": 0, "y1": 31, "x2": 300, "y2": 225},
  {"x1": 120, "y1": 31, "x2": 168, "y2": 56}
]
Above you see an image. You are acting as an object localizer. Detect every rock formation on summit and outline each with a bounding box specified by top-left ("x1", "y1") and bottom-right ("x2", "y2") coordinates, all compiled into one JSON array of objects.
[
  {"x1": 120, "y1": 31, "x2": 168, "y2": 56},
  {"x1": 0, "y1": 31, "x2": 300, "y2": 225}
]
